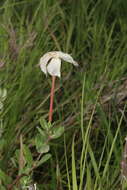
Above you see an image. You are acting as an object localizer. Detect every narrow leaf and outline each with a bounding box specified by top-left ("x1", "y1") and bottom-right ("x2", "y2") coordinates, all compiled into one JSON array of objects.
[{"x1": 72, "y1": 135, "x2": 78, "y2": 190}]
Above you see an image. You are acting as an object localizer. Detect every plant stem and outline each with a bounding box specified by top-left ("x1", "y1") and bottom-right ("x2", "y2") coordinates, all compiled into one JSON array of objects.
[{"x1": 49, "y1": 76, "x2": 56, "y2": 122}]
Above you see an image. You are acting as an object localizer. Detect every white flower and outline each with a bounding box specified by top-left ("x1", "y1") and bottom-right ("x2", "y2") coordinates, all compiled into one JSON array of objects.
[{"x1": 39, "y1": 51, "x2": 78, "y2": 77}]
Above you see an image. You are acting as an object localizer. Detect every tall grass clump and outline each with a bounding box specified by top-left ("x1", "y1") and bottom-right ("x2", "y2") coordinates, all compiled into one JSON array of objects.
[{"x1": 0, "y1": 0, "x2": 127, "y2": 189}]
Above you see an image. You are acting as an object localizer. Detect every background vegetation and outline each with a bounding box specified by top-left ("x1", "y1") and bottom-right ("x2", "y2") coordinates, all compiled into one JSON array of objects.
[{"x1": 0, "y1": 0, "x2": 127, "y2": 189}]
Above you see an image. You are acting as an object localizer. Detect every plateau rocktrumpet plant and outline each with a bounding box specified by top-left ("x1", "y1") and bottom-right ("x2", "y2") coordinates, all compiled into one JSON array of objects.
[{"x1": 39, "y1": 51, "x2": 78, "y2": 122}]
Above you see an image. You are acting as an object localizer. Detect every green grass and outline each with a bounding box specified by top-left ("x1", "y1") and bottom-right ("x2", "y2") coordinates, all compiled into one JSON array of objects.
[{"x1": 0, "y1": 0, "x2": 127, "y2": 189}]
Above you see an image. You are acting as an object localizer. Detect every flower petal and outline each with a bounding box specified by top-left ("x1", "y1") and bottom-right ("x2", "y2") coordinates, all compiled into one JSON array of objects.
[
  {"x1": 47, "y1": 58, "x2": 61, "y2": 77},
  {"x1": 57, "y1": 51, "x2": 78, "y2": 66},
  {"x1": 39, "y1": 53, "x2": 53, "y2": 75}
]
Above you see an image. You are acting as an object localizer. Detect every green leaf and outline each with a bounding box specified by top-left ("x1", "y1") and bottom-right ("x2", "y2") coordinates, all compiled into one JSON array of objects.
[
  {"x1": 0, "y1": 185, "x2": 6, "y2": 190},
  {"x1": 40, "y1": 117, "x2": 51, "y2": 131},
  {"x1": 36, "y1": 154, "x2": 52, "y2": 167},
  {"x1": 36, "y1": 129, "x2": 48, "y2": 143},
  {"x1": 36, "y1": 144, "x2": 50, "y2": 154},
  {"x1": 51, "y1": 126, "x2": 64, "y2": 139},
  {"x1": 23, "y1": 145, "x2": 33, "y2": 166},
  {"x1": 0, "y1": 139, "x2": 5, "y2": 150},
  {"x1": 0, "y1": 169, "x2": 12, "y2": 184},
  {"x1": 37, "y1": 127, "x2": 47, "y2": 137},
  {"x1": 35, "y1": 134, "x2": 50, "y2": 154}
]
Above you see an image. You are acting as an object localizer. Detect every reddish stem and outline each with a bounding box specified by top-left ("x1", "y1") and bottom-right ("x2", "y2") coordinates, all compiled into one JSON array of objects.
[{"x1": 49, "y1": 76, "x2": 56, "y2": 122}]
